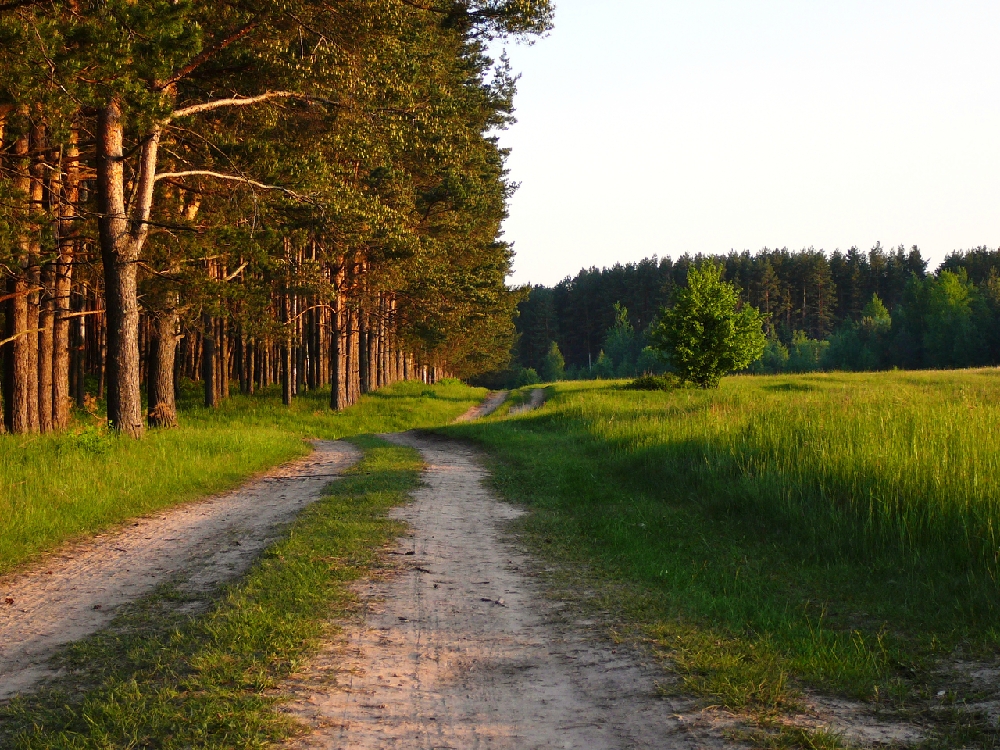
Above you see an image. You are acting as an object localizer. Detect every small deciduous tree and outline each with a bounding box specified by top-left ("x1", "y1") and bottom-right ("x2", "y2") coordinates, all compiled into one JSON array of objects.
[
  {"x1": 540, "y1": 341, "x2": 565, "y2": 382},
  {"x1": 649, "y1": 261, "x2": 765, "y2": 388}
]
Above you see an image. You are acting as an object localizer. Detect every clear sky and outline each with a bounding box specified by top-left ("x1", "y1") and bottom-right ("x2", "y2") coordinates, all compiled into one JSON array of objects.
[{"x1": 495, "y1": 1, "x2": 1000, "y2": 286}]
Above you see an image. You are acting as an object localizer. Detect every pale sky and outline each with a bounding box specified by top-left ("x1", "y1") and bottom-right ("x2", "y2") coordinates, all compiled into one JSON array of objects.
[{"x1": 495, "y1": 1, "x2": 1000, "y2": 286}]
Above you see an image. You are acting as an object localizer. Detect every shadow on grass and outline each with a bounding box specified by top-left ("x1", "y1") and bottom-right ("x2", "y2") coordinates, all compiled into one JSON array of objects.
[{"x1": 444, "y1": 397, "x2": 1000, "y2": 725}]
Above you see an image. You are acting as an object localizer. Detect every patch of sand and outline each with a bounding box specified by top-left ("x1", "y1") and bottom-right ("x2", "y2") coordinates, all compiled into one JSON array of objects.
[
  {"x1": 454, "y1": 391, "x2": 509, "y2": 422},
  {"x1": 509, "y1": 388, "x2": 546, "y2": 416}
]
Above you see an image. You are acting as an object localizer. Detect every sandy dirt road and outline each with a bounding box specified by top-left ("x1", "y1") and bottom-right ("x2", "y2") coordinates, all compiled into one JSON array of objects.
[
  {"x1": 0, "y1": 440, "x2": 360, "y2": 701},
  {"x1": 283, "y1": 432, "x2": 716, "y2": 749},
  {"x1": 454, "y1": 391, "x2": 509, "y2": 422}
]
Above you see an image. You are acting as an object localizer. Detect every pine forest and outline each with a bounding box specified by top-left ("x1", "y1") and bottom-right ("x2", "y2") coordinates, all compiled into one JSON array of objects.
[{"x1": 0, "y1": 0, "x2": 553, "y2": 436}]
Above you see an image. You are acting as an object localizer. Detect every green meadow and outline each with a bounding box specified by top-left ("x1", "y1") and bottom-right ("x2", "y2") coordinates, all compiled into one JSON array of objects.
[
  {"x1": 0, "y1": 380, "x2": 482, "y2": 576},
  {"x1": 447, "y1": 371, "x2": 1000, "y2": 744}
]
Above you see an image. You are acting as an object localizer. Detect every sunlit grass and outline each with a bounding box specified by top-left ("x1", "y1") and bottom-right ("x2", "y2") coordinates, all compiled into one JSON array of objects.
[
  {"x1": 447, "y1": 370, "x2": 1000, "y2": 740},
  {"x1": 1, "y1": 437, "x2": 422, "y2": 749},
  {"x1": 0, "y1": 379, "x2": 482, "y2": 576}
]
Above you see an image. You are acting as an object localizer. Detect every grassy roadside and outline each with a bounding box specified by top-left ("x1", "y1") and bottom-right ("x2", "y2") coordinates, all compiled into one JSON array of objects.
[
  {"x1": 444, "y1": 372, "x2": 1000, "y2": 749},
  {"x1": 0, "y1": 379, "x2": 482, "y2": 576},
  {"x1": 0, "y1": 436, "x2": 421, "y2": 749}
]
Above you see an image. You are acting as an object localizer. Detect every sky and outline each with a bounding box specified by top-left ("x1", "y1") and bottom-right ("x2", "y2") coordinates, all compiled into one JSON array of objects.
[{"x1": 494, "y1": 1, "x2": 1000, "y2": 286}]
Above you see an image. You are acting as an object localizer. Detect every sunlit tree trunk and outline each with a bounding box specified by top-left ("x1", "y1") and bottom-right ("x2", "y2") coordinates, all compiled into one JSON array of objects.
[
  {"x1": 97, "y1": 99, "x2": 154, "y2": 437},
  {"x1": 3, "y1": 125, "x2": 35, "y2": 434},
  {"x1": 53, "y1": 127, "x2": 79, "y2": 429},
  {"x1": 147, "y1": 309, "x2": 178, "y2": 427}
]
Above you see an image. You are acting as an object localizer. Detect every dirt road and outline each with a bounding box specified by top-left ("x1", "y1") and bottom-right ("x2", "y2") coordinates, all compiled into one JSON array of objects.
[
  {"x1": 283, "y1": 432, "x2": 711, "y2": 749},
  {"x1": 0, "y1": 440, "x2": 360, "y2": 701},
  {"x1": 454, "y1": 390, "x2": 509, "y2": 422}
]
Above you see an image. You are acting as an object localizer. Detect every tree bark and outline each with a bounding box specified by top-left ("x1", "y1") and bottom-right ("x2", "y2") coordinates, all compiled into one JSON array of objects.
[
  {"x1": 28, "y1": 119, "x2": 48, "y2": 432},
  {"x1": 281, "y1": 293, "x2": 293, "y2": 405},
  {"x1": 53, "y1": 127, "x2": 79, "y2": 429},
  {"x1": 147, "y1": 311, "x2": 179, "y2": 427},
  {"x1": 217, "y1": 315, "x2": 228, "y2": 402},
  {"x1": 202, "y1": 312, "x2": 216, "y2": 408},
  {"x1": 37, "y1": 267, "x2": 54, "y2": 433},
  {"x1": 2, "y1": 126, "x2": 35, "y2": 434},
  {"x1": 330, "y1": 294, "x2": 346, "y2": 410},
  {"x1": 97, "y1": 99, "x2": 148, "y2": 437},
  {"x1": 358, "y1": 310, "x2": 369, "y2": 394}
]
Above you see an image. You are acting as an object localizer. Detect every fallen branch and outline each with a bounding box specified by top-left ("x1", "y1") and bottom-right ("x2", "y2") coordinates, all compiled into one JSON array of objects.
[
  {"x1": 168, "y1": 91, "x2": 341, "y2": 121},
  {"x1": 223, "y1": 262, "x2": 248, "y2": 282},
  {"x1": 289, "y1": 303, "x2": 332, "y2": 322}
]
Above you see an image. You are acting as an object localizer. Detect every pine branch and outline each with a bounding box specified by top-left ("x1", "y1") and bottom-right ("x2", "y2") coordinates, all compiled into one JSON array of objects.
[
  {"x1": 155, "y1": 21, "x2": 261, "y2": 91},
  {"x1": 153, "y1": 169, "x2": 309, "y2": 201},
  {"x1": 168, "y1": 91, "x2": 340, "y2": 120}
]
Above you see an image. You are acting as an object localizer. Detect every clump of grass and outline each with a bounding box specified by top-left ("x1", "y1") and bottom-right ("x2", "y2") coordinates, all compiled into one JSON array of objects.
[
  {"x1": 0, "y1": 380, "x2": 483, "y2": 575},
  {"x1": 0, "y1": 437, "x2": 421, "y2": 749},
  {"x1": 446, "y1": 370, "x2": 1000, "y2": 745},
  {"x1": 623, "y1": 374, "x2": 681, "y2": 391}
]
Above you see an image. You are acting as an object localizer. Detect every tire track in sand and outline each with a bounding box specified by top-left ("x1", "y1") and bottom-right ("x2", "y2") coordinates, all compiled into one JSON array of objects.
[
  {"x1": 0, "y1": 440, "x2": 360, "y2": 701},
  {"x1": 282, "y1": 432, "x2": 721, "y2": 749}
]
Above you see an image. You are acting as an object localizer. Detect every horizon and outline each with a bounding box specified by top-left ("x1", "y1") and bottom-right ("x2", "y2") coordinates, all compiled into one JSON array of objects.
[{"x1": 496, "y1": 1, "x2": 1000, "y2": 287}]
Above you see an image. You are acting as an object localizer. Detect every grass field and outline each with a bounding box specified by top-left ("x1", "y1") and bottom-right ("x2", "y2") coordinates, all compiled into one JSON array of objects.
[
  {"x1": 0, "y1": 379, "x2": 482, "y2": 576},
  {"x1": 1, "y1": 436, "x2": 422, "y2": 749},
  {"x1": 446, "y1": 370, "x2": 1000, "y2": 747}
]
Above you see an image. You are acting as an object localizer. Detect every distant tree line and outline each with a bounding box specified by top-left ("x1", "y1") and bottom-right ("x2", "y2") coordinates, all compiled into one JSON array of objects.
[{"x1": 497, "y1": 244, "x2": 1000, "y2": 383}]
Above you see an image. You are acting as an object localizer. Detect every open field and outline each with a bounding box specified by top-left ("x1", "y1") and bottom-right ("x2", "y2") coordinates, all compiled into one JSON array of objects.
[
  {"x1": 446, "y1": 370, "x2": 1000, "y2": 747},
  {"x1": 0, "y1": 380, "x2": 483, "y2": 576}
]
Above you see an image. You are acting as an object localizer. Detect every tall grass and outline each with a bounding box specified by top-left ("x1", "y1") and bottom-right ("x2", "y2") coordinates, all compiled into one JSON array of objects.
[
  {"x1": 574, "y1": 371, "x2": 1000, "y2": 579},
  {"x1": 447, "y1": 370, "x2": 1000, "y2": 716},
  {"x1": 0, "y1": 380, "x2": 482, "y2": 576}
]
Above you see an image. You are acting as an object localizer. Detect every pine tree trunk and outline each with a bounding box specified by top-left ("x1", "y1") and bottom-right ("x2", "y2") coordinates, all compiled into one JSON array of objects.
[
  {"x1": 358, "y1": 311, "x2": 369, "y2": 394},
  {"x1": 53, "y1": 128, "x2": 78, "y2": 429},
  {"x1": 2, "y1": 278, "x2": 33, "y2": 434},
  {"x1": 237, "y1": 325, "x2": 249, "y2": 395},
  {"x1": 73, "y1": 298, "x2": 85, "y2": 409},
  {"x1": 37, "y1": 269, "x2": 54, "y2": 433},
  {"x1": 2, "y1": 126, "x2": 35, "y2": 434},
  {"x1": 202, "y1": 312, "x2": 216, "y2": 408},
  {"x1": 330, "y1": 297, "x2": 346, "y2": 410},
  {"x1": 347, "y1": 306, "x2": 359, "y2": 405},
  {"x1": 218, "y1": 315, "x2": 228, "y2": 402},
  {"x1": 147, "y1": 311, "x2": 178, "y2": 427},
  {"x1": 97, "y1": 100, "x2": 144, "y2": 437},
  {"x1": 281, "y1": 295, "x2": 293, "y2": 405}
]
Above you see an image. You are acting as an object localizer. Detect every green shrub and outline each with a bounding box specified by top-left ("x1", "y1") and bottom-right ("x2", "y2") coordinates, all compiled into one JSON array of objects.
[{"x1": 624, "y1": 374, "x2": 681, "y2": 391}]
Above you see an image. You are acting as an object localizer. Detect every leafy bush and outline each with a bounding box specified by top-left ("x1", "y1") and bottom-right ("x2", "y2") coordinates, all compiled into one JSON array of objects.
[{"x1": 513, "y1": 367, "x2": 542, "y2": 388}]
